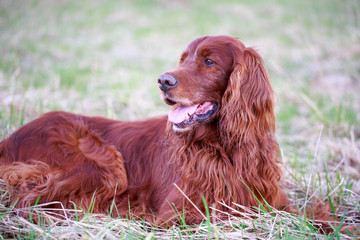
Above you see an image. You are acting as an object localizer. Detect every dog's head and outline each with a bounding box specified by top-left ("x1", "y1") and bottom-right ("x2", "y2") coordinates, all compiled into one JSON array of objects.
[{"x1": 158, "y1": 35, "x2": 275, "y2": 135}]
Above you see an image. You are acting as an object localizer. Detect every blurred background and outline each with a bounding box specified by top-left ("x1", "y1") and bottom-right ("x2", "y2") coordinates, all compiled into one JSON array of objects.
[{"x1": 0, "y1": 0, "x2": 359, "y2": 186}]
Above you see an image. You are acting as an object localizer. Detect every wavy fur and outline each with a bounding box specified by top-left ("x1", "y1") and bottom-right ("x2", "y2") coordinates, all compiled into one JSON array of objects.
[{"x1": 0, "y1": 36, "x2": 334, "y2": 230}]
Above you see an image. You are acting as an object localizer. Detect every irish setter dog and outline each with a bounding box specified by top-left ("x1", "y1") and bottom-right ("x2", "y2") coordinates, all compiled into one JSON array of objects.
[{"x1": 0, "y1": 35, "x2": 316, "y2": 226}]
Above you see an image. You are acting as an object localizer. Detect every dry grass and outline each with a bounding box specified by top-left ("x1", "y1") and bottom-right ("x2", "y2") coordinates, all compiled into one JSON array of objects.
[
  {"x1": 1, "y1": 193, "x2": 358, "y2": 239},
  {"x1": 1, "y1": 177, "x2": 356, "y2": 239},
  {"x1": 0, "y1": 0, "x2": 359, "y2": 239}
]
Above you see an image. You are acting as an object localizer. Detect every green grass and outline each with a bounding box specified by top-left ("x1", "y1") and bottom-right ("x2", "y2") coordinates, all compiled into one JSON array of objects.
[{"x1": 1, "y1": 0, "x2": 360, "y2": 238}]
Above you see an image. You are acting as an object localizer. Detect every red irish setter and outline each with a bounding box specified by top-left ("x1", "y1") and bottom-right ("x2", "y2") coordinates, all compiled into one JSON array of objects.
[{"x1": 0, "y1": 36, "x2": 319, "y2": 225}]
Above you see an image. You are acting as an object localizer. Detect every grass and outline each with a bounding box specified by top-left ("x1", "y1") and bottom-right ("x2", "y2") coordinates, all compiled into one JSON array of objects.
[{"x1": 0, "y1": 0, "x2": 360, "y2": 238}]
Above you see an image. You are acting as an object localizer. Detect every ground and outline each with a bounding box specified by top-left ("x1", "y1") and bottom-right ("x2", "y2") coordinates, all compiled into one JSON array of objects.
[{"x1": 0, "y1": 0, "x2": 359, "y2": 239}]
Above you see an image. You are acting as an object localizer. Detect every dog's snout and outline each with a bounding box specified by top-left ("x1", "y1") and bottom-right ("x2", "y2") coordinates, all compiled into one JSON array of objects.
[{"x1": 158, "y1": 73, "x2": 178, "y2": 92}]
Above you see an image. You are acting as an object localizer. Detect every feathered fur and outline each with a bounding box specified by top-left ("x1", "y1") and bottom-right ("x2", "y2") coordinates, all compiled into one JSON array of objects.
[{"x1": 0, "y1": 36, "x2": 333, "y2": 229}]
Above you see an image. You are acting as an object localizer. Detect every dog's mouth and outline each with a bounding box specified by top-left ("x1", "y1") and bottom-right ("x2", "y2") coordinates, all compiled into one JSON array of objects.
[{"x1": 168, "y1": 101, "x2": 218, "y2": 130}]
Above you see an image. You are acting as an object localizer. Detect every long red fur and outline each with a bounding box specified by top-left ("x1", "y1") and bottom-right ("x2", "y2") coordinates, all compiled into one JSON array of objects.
[{"x1": 0, "y1": 36, "x2": 335, "y2": 229}]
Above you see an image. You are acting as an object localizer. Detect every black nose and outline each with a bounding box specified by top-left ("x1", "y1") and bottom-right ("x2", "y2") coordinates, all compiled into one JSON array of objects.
[{"x1": 158, "y1": 73, "x2": 178, "y2": 92}]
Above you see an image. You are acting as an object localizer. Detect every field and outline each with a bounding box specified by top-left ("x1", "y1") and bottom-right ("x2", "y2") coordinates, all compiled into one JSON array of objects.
[{"x1": 0, "y1": 0, "x2": 359, "y2": 239}]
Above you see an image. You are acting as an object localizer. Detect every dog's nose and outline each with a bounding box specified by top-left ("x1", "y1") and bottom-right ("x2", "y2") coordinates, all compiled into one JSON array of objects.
[{"x1": 158, "y1": 73, "x2": 178, "y2": 92}]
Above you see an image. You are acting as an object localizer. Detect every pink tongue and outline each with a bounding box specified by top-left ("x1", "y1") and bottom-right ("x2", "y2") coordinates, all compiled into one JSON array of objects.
[{"x1": 168, "y1": 104, "x2": 199, "y2": 123}]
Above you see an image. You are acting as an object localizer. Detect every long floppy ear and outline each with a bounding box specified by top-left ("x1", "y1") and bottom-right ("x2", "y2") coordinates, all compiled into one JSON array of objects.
[
  {"x1": 220, "y1": 46, "x2": 276, "y2": 148},
  {"x1": 219, "y1": 43, "x2": 283, "y2": 207}
]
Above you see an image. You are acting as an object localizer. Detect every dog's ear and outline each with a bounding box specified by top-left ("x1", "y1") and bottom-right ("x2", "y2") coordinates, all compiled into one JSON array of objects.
[
  {"x1": 219, "y1": 41, "x2": 282, "y2": 207},
  {"x1": 220, "y1": 45, "x2": 276, "y2": 148}
]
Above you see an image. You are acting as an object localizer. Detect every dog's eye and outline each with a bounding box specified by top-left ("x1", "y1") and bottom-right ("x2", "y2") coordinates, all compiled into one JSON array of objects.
[{"x1": 203, "y1": 58, "x2": 216, "y2": 66}]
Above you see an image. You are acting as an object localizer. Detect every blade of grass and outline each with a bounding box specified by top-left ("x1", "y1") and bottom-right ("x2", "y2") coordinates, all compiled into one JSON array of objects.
[
  {"x1": 173, "y1": 183, "x2": 206, "y2": 220},
  {"x1": 86, "y1": 191, "x2": 97, "y2": 215},
  {"x1": 237, "y1": 178, "x2": 268, "y2": 214},
  {"x1": 299, "y1": 92, "x2": 329, "y2": 126},
  {"x1": 70, "y1": 201, "x2": 79, "y2": 222},
  {"x1": 201, "y1": 196, "x2": 212, "y2": 240},
  {"x1": 0, "y1": 198, "x2": 18, "y2": 219}
]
